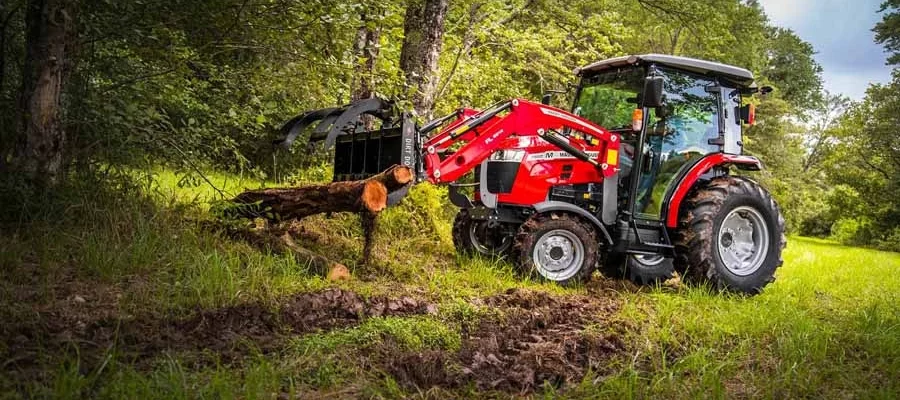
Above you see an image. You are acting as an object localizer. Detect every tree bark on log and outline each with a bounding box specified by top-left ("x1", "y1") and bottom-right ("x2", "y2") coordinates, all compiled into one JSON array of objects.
[
  {"x1": 230, "y1": 164, "x2": 413, "y2": 221},
  {"x1": 227, "y1": 165, "x2": 413, "y2": 266}
]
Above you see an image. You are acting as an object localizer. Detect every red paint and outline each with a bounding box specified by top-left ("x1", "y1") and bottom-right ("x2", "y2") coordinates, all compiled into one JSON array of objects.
[
  {"x1": 664, "y1": 154, "x2": 763, "y2": 227},
  {"x1": 422, "y1": 99, "x2": 620, "y2": 190},
  {"x1": 420, "y1": 100, "x2": 761, "y2": 229}
]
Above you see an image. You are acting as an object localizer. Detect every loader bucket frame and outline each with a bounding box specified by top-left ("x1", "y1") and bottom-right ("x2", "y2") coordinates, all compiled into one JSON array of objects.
[{"x1": 275, "y1": 98, "x2": 421, "y2": 184}]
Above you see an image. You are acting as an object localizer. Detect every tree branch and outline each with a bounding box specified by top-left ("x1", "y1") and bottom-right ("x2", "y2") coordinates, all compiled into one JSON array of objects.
[{"x1": 98, "y1": 67, "x2": 178, "y2": 94}]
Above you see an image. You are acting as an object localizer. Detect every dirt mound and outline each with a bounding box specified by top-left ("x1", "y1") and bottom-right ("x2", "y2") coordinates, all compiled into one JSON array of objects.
[{"x1": 381, "y1": 288, "x2": 625, "y2": 393}]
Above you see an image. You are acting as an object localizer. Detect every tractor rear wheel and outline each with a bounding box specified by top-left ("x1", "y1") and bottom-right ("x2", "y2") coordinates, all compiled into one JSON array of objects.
[
  {"x1": 452, "y1": 209, "x2": 514, "y2": 257},
  {"x1": 601, "y1": 253, "x2": 675, "y2": 285},
  {"x1": 673, "y1": 176, "x2": 786, "y2": 294},
  {"x1": 514, "y1": 213, "x2": 598, "y2": 286}
]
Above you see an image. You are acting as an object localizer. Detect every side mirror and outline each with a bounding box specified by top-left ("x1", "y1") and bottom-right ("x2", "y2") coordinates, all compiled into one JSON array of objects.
[
  {"x1": 642, "y1": 76, "x2": 664, "y2": 108},
  {"x1": 540, "y1": 89, "x2": 567, "y2": 105}
]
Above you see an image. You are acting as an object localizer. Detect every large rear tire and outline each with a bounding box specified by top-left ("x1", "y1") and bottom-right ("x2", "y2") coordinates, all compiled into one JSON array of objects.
[
  {"x1": 673, "y1": 176, "x2": 786, "y2": 294},
  {"x1": 452, "y1": 209, "x2": 515, "y2": 257},
  {"x1": 514, "y1": 213, "x2": 598, "y2": 286}
]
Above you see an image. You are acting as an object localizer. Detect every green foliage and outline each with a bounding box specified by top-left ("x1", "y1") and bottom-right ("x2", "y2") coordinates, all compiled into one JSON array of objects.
[
  {"x1": 875, "y1": 0, "x2": 900, "y2": 65},
  {"x1": 818, "y1": 76, "x2": 900, "y2": 250},
  {"x1": 759, "y1": 28, "x2": 824, "y2": 107},
  {"x1": 831, "y1": 218, "x2": 873, "y2": 246}
]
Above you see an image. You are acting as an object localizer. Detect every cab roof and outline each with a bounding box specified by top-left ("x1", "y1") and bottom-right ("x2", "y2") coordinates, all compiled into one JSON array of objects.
[{"x1": 576, "y1": 54, "x2": 756, "y2": 87}]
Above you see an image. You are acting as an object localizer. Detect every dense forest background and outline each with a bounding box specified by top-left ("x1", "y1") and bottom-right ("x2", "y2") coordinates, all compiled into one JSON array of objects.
[{"x1": 0, "y1": 0, "x2": 898, "y2": 250}]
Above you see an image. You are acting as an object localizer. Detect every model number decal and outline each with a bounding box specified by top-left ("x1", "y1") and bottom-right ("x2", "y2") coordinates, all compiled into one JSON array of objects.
[{"x1": 484, "y1": 129, "x2": 504, "y2": 144}]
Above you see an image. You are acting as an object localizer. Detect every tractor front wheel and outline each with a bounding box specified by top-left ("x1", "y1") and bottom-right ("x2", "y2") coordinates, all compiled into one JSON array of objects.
[
  {"x1": 602, "y1": 253, "x2": 675, "y2": 285},
  {"x1": 674, "y1": 176, "x2": 786, "y2": 294},
  {"x1": 514, "y1": 213, "x2": 598, "y2": 286},
  {"x1": 452, "y1": 209, "x2": 515, "y2": 257}
]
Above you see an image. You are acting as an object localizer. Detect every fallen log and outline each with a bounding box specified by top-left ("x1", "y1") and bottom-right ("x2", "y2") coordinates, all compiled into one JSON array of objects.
[
  {"x1": 226, "y1": 165, "x2": 414, "y2": 267},
  {"x1": 229, "y1": 165, "x2": 413, "y2": 221}
]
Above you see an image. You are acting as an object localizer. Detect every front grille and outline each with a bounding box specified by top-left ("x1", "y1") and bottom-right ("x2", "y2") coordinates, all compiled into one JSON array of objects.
[{"x1": 485, "y1": 161, "x2": 519, "y2": 193}]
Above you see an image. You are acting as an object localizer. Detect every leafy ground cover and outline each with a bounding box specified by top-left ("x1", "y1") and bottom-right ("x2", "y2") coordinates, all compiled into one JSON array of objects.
[{"x1": 1, "y1": 170, "x2": 898, "y2": 399}]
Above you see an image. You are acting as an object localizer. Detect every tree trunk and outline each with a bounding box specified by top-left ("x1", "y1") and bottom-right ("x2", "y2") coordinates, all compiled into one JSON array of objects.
[
  {"x1": 351, "y1": 13, "x2": 381, "y2": 102},
  {"x1": 12, "y1": 0, "x2": 76, "y2": 183},
  {"x1": 1, "y1": 1, "x2": 10, "y2": 95},
  {"x1": 229, "y1": 165, "x2": 413, "y2": 222},
  {"x1": 399, "y1": 0, "x2": 448, "y2": 120},
  {"x1": 351, "y1": 13, "x2": 381, "y2": 131}
]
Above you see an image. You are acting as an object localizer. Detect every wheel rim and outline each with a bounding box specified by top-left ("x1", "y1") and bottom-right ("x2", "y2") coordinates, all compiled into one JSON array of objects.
[
  {"x1": 632, "y1": 254, "x2": 666, "y2": 266},
  {"x1": 717, "y1": 206, "x2": 770, "y2": 276},
  {"x1": 469, "y1": 222, "x2": 512, "y2": 254},
  {"x1": 532, "y1": 229, "x2": 585, "y2": 281}
]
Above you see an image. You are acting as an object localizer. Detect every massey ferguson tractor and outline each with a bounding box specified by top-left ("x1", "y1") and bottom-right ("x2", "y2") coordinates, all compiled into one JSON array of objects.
[{"x1": 278, "y1": 54, "x2": 786, "y2": 294}]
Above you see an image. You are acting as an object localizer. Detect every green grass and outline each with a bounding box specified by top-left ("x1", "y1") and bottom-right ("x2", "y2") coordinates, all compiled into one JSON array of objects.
[
  {"x1": 1, "y1": 168, "x2": 898, "y2": 399},
  {"x1": 592, "y1": 237, "x2": 900, "y2": 398}
]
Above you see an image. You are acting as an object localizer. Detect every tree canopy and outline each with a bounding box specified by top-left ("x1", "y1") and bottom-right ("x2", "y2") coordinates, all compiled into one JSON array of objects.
[{"x1": 0, "y1": 0, "x2": 896, "y2": 250}]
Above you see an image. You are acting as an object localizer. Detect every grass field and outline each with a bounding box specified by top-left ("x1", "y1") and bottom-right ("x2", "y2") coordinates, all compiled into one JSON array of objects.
[{"x1": 1, "y1": 169, "x2": 898, "y2": 399}]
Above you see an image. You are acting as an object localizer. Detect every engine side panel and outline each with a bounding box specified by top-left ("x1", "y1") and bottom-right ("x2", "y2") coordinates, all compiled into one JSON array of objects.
[{"x1": 489, "y1": 136, "x2": 609, "y2": 206}]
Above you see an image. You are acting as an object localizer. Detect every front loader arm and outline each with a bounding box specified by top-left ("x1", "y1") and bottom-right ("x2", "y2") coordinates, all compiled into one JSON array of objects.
[
  {"x1": 275, "y1": 97, "x2": 620, "y2": 199},
  {"x1": 421, "y1": 98, "x2": 621, "y2": 184}
]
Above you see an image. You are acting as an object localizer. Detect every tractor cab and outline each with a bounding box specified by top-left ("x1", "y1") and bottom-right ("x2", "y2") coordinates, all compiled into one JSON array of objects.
[
  {"x1": 569, "y1": 54, "x2": 766, "y2": 276},
  {"x1": 574, "y1": 54, "x2": 758, "y2": 221}
]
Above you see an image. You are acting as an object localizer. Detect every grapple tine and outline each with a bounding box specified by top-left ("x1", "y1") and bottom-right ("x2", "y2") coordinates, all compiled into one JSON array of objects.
[
  {"x1": 309, "y1": 108, "x2": 346, "y2": 142},
  {"x1": 274, "y1": 97, "x2": 420, "y2": 189},
  {"x1": 274, "y1": 107, "x2": 340, "y2": 149},
  {"x1": 323, "y1": 97, "x2": 395, "y2": 149}
]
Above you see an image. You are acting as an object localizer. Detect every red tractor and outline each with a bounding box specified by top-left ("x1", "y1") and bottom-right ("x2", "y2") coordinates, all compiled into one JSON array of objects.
[{"x1": 278, "y1": 54, "x2": 786, "y2": 294}]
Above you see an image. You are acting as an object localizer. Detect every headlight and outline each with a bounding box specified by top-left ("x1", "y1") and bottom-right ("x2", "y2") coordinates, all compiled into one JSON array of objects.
[{"x1": 490, "y1": 149, "x2": 526, "y2": 162}]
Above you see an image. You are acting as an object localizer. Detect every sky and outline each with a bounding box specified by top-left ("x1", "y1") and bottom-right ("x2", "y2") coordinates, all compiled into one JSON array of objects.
[{"x1": 758, "y1": 0, "x2": 893, "y2": 100}]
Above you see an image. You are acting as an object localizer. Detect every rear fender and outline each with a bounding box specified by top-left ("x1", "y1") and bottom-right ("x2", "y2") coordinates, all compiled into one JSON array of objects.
[{"x1": 663, "y1": 153, "x2": 763, "y2": 228}]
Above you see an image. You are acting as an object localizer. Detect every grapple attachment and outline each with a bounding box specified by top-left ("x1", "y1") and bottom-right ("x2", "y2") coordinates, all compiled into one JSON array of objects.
[{"x1": 275, "y1": 98, "x2": 421, "y2": 184}]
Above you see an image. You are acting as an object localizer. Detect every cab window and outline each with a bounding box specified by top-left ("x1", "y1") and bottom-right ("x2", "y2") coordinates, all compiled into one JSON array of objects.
[{"x1": 635, "y1": 68, "x2": 720, "y2": 219}]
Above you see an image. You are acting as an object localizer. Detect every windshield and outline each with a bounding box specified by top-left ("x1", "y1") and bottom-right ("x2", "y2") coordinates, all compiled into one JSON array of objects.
[{"x1": 573, "y1": 67, "x2": 645, "y2": 130}]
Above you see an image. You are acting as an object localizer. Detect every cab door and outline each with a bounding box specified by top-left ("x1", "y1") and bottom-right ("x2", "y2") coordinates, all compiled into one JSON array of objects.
[{"x1": 632, "y1": 68, "x2": 722, "y2": 220}]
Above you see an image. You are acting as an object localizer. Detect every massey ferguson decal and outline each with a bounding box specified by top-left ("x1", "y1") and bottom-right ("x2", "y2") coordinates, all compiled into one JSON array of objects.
[{"x1": 526, "y1": 150, "x2": 601, "y2": 161}]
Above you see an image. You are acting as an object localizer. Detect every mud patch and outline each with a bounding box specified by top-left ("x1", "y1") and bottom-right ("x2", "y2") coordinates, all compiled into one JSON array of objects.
[
  {"x1": 4, "y1": 288, "x2": 434, "y2": 372},
  {"x1": 379, "y1": 288, "x2": 626, "y2": 393}
]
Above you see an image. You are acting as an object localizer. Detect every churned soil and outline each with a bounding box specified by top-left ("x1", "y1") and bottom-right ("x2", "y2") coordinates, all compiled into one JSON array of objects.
[
  {"x1": 2, "y1": 288, "x2": 434, "y2": 372},
  {"x1": 379, "y1": 288, "x2": 627, "y2": 393},
  {"x1": 4, "y1": 282, "x2": 628, "y2": 395}
]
